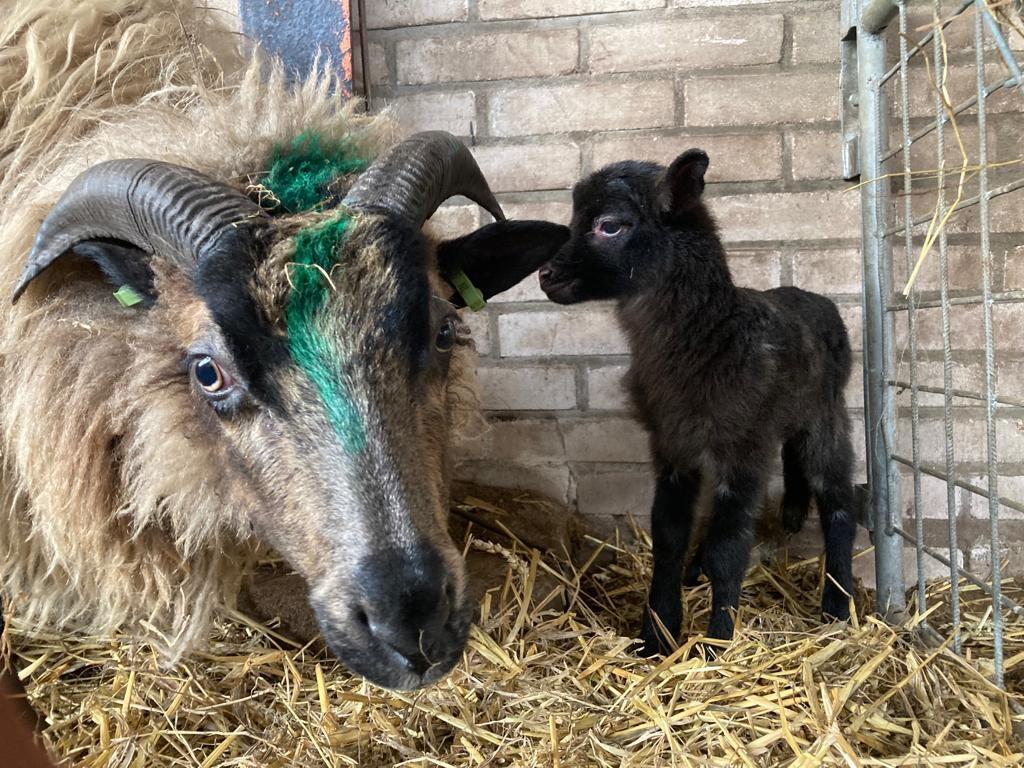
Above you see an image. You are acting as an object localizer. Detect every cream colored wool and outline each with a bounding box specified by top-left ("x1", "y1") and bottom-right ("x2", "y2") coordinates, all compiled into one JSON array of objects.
[{"x1": 0, "y1": 0, "x2": 483, "y2": 659}]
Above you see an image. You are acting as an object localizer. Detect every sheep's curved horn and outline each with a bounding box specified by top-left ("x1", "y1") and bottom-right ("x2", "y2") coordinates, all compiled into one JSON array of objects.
[
  {"x1": 12, "y1": 159, "x2": 268, "y2": 303},
  {"x1": 342, "y1": 131, "x2": 504, "y2": 229}
]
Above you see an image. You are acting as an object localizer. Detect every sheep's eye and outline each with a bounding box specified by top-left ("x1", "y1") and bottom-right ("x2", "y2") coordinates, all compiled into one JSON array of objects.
[
  {"x1": 192, "y1": 356, "x2": 232, "y2": 394},
  {"x1": 435, "y1": 317, "x2": 457, "y2": 353},
  {"x1": 595, "y1": 218, "x2": 626, "y2": 237}
]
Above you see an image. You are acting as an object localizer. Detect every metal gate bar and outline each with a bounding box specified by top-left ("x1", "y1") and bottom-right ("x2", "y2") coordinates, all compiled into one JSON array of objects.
[{"x1": 850, "y1": 0, "x2": 1024, "y2": 689}]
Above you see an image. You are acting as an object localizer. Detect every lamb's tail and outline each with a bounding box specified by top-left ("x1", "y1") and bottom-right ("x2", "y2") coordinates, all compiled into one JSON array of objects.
[{"x1": 0, "y1": 0, "x2": 242, "y2": 202}]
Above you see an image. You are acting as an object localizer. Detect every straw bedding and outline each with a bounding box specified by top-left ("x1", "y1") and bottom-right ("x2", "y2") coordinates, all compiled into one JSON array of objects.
[{"x1": 3, "y1": 488, "x2": 1023, "y2": 767}]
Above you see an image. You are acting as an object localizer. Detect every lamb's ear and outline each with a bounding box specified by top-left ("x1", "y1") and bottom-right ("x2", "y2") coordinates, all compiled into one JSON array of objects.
[
  {"x1": 659, "y1": 149, "x2": 710, "y2": 215},
  {"x1": 437, "y1": 220, "x2": 570, "y2": 307},
  {"x1": 15, "y1": 240, "x2": 157, "y2": 308}
]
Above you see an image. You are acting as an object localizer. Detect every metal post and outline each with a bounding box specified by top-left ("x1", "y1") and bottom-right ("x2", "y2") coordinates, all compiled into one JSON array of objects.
[{"x1": 855, "y1": 5, "x2": 907, "y2": 619}]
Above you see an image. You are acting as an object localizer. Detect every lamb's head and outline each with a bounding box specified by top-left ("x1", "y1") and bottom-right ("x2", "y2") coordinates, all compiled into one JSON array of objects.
[
  {"x1": 538, "y1": 149, "x2": 714, "y2": 304},
  {"x1": 11, "y1": 132, "x2": 569, "y2": 690}
]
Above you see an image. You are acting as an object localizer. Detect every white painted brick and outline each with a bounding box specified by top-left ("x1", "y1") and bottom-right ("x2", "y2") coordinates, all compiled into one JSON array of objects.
[
  {"x1": 995, "y1": 418, "x2": 1024, "y2": 463},
  {"x1": 685, "y1": 72, "x2": 839, "y2": 127},
  {"x1": 476, "y1": 365, "x2": 577, "y2": 410},
  {"x1": 845, "y1": 362, "x2": 863, "y2": 409},
  {"x1": 1002, "y1": 245, "x2": 1024, "y2": 291},
  {"x1": 854, "y1": 547, "x2": 963, "y2": 591},
  {"x1": 905, "y1": 63, "x2": 1019, "y2": 119},
  {"x1": 996, "y1": 360, "x2": 1024, "y2": 404},
  {"x1": 498, "y1": 308, "x2": 629, "y2": 357},
  {"x1": 364, "y1": 0, "x2": 468, "y2": 29},
  {"x1": 791, "y1": 249, "x2": 862, "y2": 295},
  {"x1": 575, "y1": 467, "x2": 655, "y2": 518},
  {"x1": 489, "y1": 277, "x2": 550, "y2": 304},
  {"x1": 896, "y1": 414, "x2": 1024, "y2": 466},
  {"x1": 480, "y1": 0, "x2": 663, "y2": 20},
  {"x1": 384, "y1": 91, "x2": 476, "y2": 137},
  {"x1": 587, "y1": 365, "x2": 630, "y2": 410},
  {"x1": 590, "y1": 133, "x2": 782, "y2": 182},
  {"x1": 396, "y1": 29, "x2": 578, "y2": 85},
  {"x1": 488, "y1": 79, "x2": 675, "y2": 137},
  {"x1": 890, "y1": 359, "x2": 986, "y2": 408},
  {"x1": 589, "y1": 15, "x2": 783, "y2": 74},
  {"x1": 426, "y1": 205, "x2": 480, "y2": 241},
  {"x1": 964, "y1": 476, "x2": 1024, "y2": 522},
  {"x1": 904, "y1": 5, "x2": 977, "y2": 53},
  {"x1": 969, "y1": 542, "x2": 1024, "y2": 579},
  {"x1": 728, "y1": 250, "x2": 781, "y2": 289},
  {"x1": 472, "y1": 143, "x2": 580, "y2": 193},
  {"x1": 499, "y1": 199, "x2": 573, "y2": 225},
  {"x1": 463, "y1": 310, "x2": 491, "y2": 356},
  {"x1": 562, "y1": 417, "x2": 650, "y2": 462},
  {"x1": 894, "y1": 304, "x2": 981, "y2": 352},
  {"x1": 675, "y1": 0, "x2": 795, "y2": 5},
  {"x1": 900, "y1": 471, "x2": 969, "y2": 521},
  {"x1": 454, "y1": 460, "x2": 571, "y2": 506},
  {"x1": 903, "y1": 181, "x2": 1024, "y2": 235},
  {"x1": 353, "y1": 39, "x2": 388, "y2": 87},
  {"x1": 790, "y1": 130, "x2": 844, "y2": 181},
  {"x1": 791, "y1": 10, "x2": 839, "y2": 64},
  {"x1": 456, "y1": 418, "x2": 565, "y2": 462},
  {"x1": 711, "y1": 191, "x2": 860, "y2": 242},
  {"x1": 892, "y1": 244, "x2": 985, "y2": 293},
  {"x1": 839, "y1": 303, "x2": 863, "y2": 352}
]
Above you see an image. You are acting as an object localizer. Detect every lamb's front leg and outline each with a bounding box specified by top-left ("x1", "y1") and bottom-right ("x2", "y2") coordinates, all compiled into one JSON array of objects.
[
  {"x1": 703, "y1": 470, "x2": 762, "y2": 641},
  {"x1": 639, "y1": 464, "x2": 701, "y2": 656}
]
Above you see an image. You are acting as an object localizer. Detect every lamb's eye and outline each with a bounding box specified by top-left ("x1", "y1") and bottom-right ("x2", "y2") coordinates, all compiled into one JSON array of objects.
[
  {"x1": 596, "y1": 218, "x2": 625, "y2": 237},
  {"x1": 436, "y1": 317, "x2": 457, "y2": 352},
  {"x1": 192, "y1": 356, "x2": 232, "y2": 394}
]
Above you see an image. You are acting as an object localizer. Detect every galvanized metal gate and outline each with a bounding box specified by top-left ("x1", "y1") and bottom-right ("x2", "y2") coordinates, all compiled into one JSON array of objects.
[{"x1": 844, "y1": 0, "x2": 1024, "y2": 688}]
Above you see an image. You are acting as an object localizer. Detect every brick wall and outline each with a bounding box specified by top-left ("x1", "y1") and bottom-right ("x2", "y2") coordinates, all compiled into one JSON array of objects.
[
  {"x1": 217, "y1": 0, "x2": 1024, "y2": 579},
  {"x1": 351, "y1": 0, "x2": 868, "y2": 539}
]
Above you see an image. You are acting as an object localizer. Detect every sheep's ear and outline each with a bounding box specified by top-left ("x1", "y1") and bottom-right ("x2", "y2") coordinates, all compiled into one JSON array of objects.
[
  {"x1": 16, "y1": 240, "x2": 157, "y2": 307},
  {"x1": 660, "y1": 149, "x2": 709, "y2": 215},
  {"x1": 437, "y1": 220, "x2": 570, "y2": 307}
]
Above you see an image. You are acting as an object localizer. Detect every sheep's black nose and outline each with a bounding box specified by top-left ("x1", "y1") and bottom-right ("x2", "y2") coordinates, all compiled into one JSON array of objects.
[
  {"x1": 355, "y1": 548, "x2": 452, "y2": 673},
  {"x1": 538, "y1": 265, "x2": 553, "y2": 282}
]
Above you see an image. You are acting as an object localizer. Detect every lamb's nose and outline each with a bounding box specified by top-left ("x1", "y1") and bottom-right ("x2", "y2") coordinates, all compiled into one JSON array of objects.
[
  {"x1": 538, "y1": 265, "x2": 553, "y2": 282},
  {"x1": 355, "y1": 548, "x2": 452, "y2": 673}
]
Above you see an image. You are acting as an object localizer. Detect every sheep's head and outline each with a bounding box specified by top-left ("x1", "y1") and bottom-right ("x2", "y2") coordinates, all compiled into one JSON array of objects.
[
  {"x1": 11, "y1": 132, "x2": 569, "y2": 690},
  {"x1": 539, "y1": 149, "x2": 713, "y2": 304}
]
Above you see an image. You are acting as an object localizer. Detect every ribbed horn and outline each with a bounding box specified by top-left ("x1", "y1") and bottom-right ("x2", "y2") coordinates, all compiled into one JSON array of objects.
[
  {"x1": 342, "y1": 131, "x2": 504, "y2": 229},
  {"x1": 12, "y1": 159, "x2": 268, "y2": 303}
]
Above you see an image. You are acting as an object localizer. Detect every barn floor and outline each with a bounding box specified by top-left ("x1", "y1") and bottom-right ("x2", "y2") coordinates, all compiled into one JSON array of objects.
[{"x1": 4, "y1": 489, "x2": 1024, "y2": 767}]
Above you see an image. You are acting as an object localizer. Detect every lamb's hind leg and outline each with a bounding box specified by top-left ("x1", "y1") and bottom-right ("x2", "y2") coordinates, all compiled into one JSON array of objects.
[
  {"x1": 703, "y1": 469, "x2": 762, "y2": 641},
  {"x1": 805, "y1": 421, "x2": 857, "y2": 621},
  {"x1": 639, "y1": 464, "x2": 701, "y2": 656},
  {"x1": 782, "y1": 434, "x2": 813, "y2": 534}
]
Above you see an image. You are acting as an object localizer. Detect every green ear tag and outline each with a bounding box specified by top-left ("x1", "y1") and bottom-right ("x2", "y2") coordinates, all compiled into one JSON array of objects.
[
  {"x1": 113, "y1": 285, "x2": 143, "y2": 308},
  {"x1": 450, "y1": 269, "x2": 486, "y2": 311}
]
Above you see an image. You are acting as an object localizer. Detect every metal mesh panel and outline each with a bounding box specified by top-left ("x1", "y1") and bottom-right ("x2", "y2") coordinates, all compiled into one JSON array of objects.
[{"x1": 851, "y1": 0, "x2": 1024, "y2": 688}]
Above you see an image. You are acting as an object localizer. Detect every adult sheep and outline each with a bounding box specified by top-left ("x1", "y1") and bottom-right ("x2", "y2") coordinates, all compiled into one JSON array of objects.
[{"x1": 0, "y1": 0, "x2": 568, "y2": 691}]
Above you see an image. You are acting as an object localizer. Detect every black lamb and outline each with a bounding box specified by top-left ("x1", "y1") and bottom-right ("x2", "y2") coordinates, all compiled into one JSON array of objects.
[{"x1": 538, "y1": 150, "x2": 857, "y2": 654}]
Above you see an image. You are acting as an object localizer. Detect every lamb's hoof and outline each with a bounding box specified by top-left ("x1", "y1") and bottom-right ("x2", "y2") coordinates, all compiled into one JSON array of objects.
[
  {"x1": 705, "y1": 612, "x2": 735, "y2": 644},
  {"x1": 682, "y1": 562, "x2": 703, "y2": 587},
  {"x1": 821, "y1": 588, "x2": 852, "y2": 622},
  {"x1": 638, "y1": 634, "x2": 664, "y2": 658},
  {"x1": 638, "y1": 613, "x2": 678, "y2": 658},
  {"x1": 781, "y1": 500, "x2": 807, "y2": 534}
]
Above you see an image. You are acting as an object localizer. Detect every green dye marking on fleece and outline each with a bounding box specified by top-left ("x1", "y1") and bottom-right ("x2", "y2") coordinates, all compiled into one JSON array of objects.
[
  {"x1": 266, "y1": 132, "x2": 370, "y2": 453},
  {"x1": 285, "y1": 214, "x2": 366, "y2": 453},
  {"x1": 264, "y1": 132, "x2": 369, "y2": 213}
]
